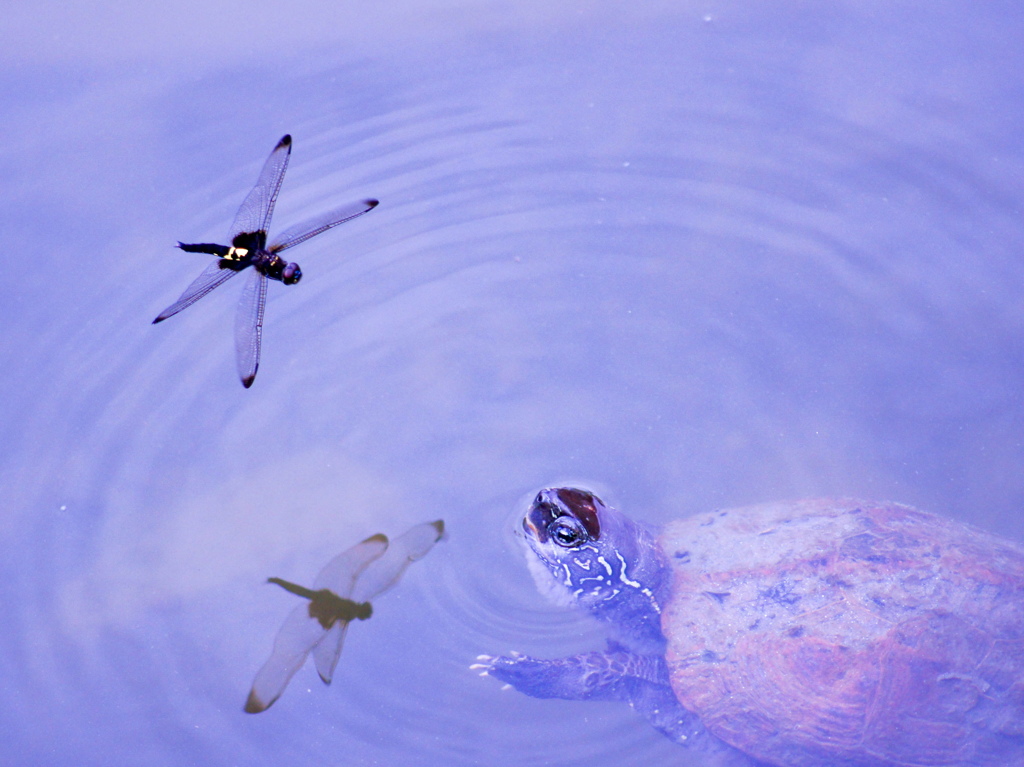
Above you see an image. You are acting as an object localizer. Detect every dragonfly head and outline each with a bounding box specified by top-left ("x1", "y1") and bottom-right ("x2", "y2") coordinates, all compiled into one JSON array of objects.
[{"x1": 282, "y1": 262, "x2": 302, "y2": 284}]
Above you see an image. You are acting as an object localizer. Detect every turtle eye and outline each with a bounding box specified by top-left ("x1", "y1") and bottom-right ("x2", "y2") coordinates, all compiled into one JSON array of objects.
[{"x1": 549, "y1": 518, "x2": 585, "y2": 548}]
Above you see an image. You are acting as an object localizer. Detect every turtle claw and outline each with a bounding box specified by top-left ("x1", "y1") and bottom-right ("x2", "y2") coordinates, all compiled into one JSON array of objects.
[
  {"x1": 472, "y1": 655, "x2": 496, "y2": 671},
  {"x1": 471, "y1": 654, "x2": 501, "y2": 677},
  {"x1": 471, "y1": 652, "x2": 526, "y2": 677}
]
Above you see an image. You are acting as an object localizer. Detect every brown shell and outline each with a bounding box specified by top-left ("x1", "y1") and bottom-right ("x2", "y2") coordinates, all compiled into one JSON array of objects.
[{"x1": 660, "y1": 498, "x2": 1024, "y2": 767}]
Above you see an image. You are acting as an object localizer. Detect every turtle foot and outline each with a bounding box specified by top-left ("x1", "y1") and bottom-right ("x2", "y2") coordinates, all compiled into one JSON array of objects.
[
  {"x1": 476, "y1": 649, "x2": 756, "y2": 764},
  {"x1": 477, "y1": 648, "x2": 670, "y2": 703},
  {"x1": 477, "y1": 651, "x2": 610, "y2": 700}
]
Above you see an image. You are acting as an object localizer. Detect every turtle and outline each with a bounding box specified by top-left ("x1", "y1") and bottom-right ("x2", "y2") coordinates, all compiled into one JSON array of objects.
[{"x1": 477, "y1": 488, "x2": 1024, "y2": 767}]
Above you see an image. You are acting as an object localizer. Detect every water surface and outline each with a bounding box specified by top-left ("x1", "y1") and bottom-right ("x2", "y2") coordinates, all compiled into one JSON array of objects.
[{"x1": 2, "y1": 2, "x2": 1023, "y2": 765}]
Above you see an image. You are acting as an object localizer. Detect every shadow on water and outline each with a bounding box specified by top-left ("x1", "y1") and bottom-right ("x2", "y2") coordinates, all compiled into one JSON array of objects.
[{"x1": 1, "y1": 3, "x2": 1024, "y2": 765}]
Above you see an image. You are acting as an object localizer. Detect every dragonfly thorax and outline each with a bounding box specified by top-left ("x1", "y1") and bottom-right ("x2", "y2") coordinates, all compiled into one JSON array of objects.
[
  {"x1": 215, "y1": 242, "x2": 301, "y2": 285},
  {"x1": 307, "y1": 589, "x2": 372, "y2": 629},
  {"x1": 253, "y1": 251, "x2": 302, "y2": 284}
]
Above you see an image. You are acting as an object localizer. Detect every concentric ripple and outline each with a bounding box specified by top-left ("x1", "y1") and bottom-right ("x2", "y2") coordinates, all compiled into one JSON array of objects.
[{"x1": 2, "y1": 5, "x2": 1024, "y2": 767}]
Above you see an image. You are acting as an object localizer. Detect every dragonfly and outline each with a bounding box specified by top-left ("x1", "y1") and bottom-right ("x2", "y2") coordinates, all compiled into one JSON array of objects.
[
  {"x1": 244, "y1": 519, "x2": 445, "y2": 714},
  {"x1": 153, "y1": 134, "x2": 378, "y2": 388}
]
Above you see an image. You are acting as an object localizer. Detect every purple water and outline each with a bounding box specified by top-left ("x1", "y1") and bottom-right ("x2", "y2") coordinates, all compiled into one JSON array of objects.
[{"x1": 1, "y1": 2, "x2": 1023, "y2": 765}]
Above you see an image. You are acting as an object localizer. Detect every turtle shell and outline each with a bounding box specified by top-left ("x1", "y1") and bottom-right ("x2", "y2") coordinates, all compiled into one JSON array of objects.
[{"x1": 660, "y1": 498, "x2": 1024, "y2": 767}]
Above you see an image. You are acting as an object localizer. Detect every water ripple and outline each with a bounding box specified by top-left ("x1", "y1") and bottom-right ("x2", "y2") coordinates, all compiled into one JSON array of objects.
[{"x1": 4, "y1": 6, "x2": 1024, "y2": 767}]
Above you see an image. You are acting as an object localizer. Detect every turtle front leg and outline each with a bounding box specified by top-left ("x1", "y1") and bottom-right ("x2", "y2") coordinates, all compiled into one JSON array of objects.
[
  {"x1": 475, "y1": 647, "x2": 759, "y2": 765},
  {"x1": 477, "y1": 648, "x2": 644, "y2": 701},
  {"x1": 475, "y1": 646, "x2": 699, "y2": 743}
]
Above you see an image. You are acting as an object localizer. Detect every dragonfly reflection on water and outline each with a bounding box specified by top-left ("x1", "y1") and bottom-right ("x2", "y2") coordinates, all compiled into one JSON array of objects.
[
  {"x1": 153, "y1": 135, "x2": 378, "y2": 388},
  {"x1": 245, "y1": 520, "x2": 445, "y2": 714}
]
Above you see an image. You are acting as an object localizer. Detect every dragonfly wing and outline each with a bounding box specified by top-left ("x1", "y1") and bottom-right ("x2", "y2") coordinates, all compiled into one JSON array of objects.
[
  {"x1": 245, "y1": 601, "x2": 326, "y2": 713},
  {"x1": 234, "y1": 267, "x2": 267, "y2": 388},
  {"x1": 272, "y1": 534, "x2": 384, "y2": 685},
  {"x1": 269, "y1": 199, "x2": 379, "y2": 252},
  {"x1": 229, "y1": 135, "x2": 292, "y2": 241},
  {"x1": 152, "y1": 260, "x2": 238, "y2": 323},
  {"x1": 311, "y1": 620, "x2": 353, "y2": 684},
  {"x1": 351, "y1": 520, "x2": 445, "y2": 603},
  {"x1": 312, "y1": 533, "x2": 389, "y2": 595}
]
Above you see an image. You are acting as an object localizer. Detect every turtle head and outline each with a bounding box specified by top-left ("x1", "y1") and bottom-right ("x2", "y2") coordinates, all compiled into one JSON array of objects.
[{"x1": 521, "y1": 487, "x2": 668, "y2": 648}]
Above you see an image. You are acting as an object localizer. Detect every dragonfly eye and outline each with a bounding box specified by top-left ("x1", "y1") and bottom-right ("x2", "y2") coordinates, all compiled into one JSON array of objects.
[{"x1": 282, "y1": 263, "x2": 302, "y2": 284}]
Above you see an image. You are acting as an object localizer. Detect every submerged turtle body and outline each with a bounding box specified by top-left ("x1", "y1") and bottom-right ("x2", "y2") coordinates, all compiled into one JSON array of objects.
[
  {"x1": 483, "y1": 489, "x2": 1024, "y2": 767},
  {"x1": 661, "y1": 497, "x2": 1024, "y2": 766}
]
